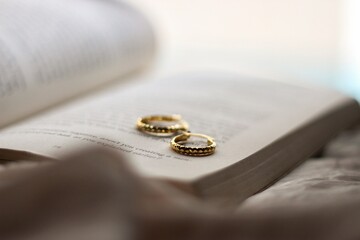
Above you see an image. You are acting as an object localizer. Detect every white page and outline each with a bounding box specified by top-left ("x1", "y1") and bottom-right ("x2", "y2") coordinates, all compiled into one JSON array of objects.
[
  {"x1": 0, "y1": 73, "x2": 351, "y2": 181},
  {"x1": 0, "y1": 0, "x2": 155, "y2": 127}
]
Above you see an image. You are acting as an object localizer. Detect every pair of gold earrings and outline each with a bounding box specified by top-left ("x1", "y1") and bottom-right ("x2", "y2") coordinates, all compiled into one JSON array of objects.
[{"x1": 136, "y1": 115, "x2": 216, "y2": 156}]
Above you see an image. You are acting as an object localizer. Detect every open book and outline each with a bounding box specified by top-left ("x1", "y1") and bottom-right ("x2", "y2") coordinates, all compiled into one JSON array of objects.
[{"x1": 1, "y1": 0, "x2": 359, "y2": 206}]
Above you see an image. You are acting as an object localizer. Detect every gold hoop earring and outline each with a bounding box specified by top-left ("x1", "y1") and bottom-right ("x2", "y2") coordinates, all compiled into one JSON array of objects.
[
  {"x1": 136, "y1": 114, "x2": 189, "y2": 136},
  {"x1": 171, "y1": 132, "x2": 216, "y2": 156}
]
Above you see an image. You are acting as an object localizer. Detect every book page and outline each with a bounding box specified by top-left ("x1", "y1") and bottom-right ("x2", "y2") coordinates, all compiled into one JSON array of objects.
[
  {"x1": 0, "y1": 73, "x2": 353, "y2": 181},
  {"x1": 0, "y1": 0, "x2": 155, "y2": 127}
]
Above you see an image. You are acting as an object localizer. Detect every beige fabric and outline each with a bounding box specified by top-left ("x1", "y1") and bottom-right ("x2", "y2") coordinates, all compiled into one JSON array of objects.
[{"x1": 0, "y1": 126, "x2": 359, "y2": 240}]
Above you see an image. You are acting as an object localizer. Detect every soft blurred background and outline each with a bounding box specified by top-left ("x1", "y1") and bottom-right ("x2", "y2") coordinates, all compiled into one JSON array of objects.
[{"x1": 131, "y1": 0, "x2": 360, "y2": 99}]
